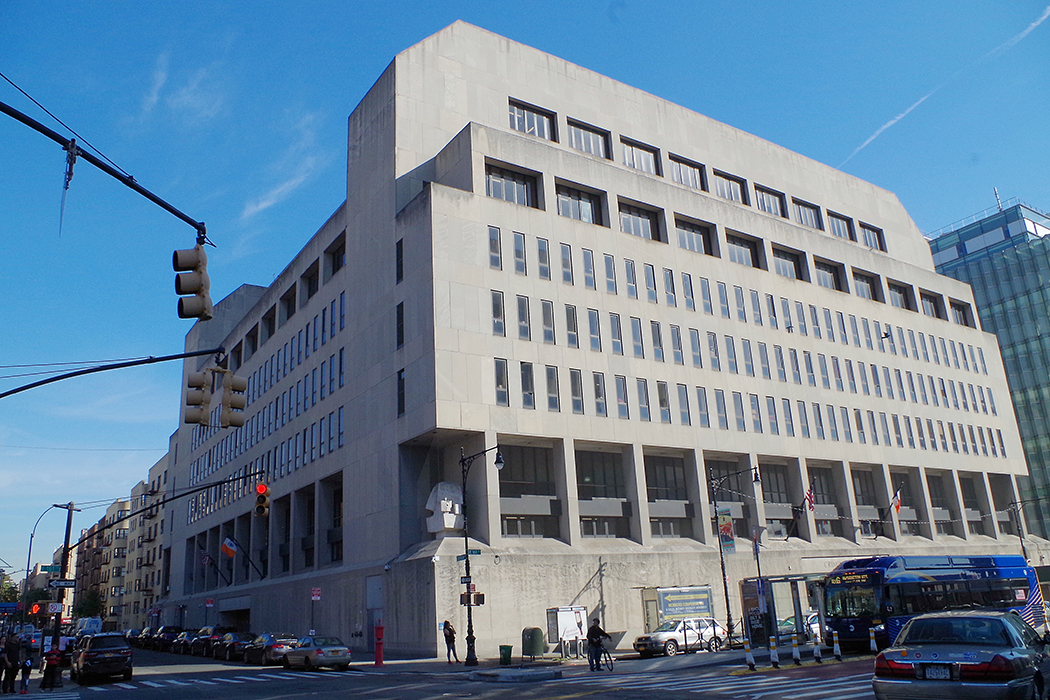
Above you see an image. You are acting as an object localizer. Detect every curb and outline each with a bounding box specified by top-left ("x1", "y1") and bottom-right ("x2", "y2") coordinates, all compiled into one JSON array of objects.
[{"x1": 469, "y1": 668, "x2": 563, "y2": 682}]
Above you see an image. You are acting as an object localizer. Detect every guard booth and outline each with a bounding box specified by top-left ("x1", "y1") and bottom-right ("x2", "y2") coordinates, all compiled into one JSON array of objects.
[
  {"x1": 739, "y1": 575, "x2": 825, "y2": 648},
  {"x1": 639, "y1": 586, "x2": 714, "y2": 632}
]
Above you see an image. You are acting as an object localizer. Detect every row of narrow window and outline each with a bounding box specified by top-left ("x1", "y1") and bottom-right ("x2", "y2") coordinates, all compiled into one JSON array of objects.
[
  {"x1": 491, "y1": 358, "x2": 1007, "y2": 459},
  {"x1": 488, "y1": 226, "x2": 984, "y2": 371},
  {"x1": 506, "y1": 100, "x2": 888, "y2": 254}
]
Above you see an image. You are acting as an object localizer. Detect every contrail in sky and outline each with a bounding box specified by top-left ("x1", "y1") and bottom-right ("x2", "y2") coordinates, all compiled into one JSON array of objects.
[{"x1": 840, "y1": 3, "x2": 1050, "y2": 167}]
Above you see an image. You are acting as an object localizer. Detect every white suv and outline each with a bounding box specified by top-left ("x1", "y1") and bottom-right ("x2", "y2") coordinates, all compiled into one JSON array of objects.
[{"x1": 633, "y1": 617, "x2": 727, "y2": 657}]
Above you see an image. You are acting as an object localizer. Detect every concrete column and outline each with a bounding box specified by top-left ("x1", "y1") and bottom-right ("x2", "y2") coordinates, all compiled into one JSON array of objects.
[
  {"x1": 872, "y1": 463, "x2": 901, "y2": 540},
  {"x1": 979, "y1": 471, "x2": 1002, "y2": 538},
  {"x1": 831, "y1": 460, "x2": 859, "y2": 542},
  {"x1": 627, "y1": 443, "x2": 652, "y2": 546},
  {"x1": 556, "y1": 438, "x2": 582, "y2": 547},
  {"x1": 684, "y1": 448, "x2": 707, "y2": 544},
  {"x1": 913, "y1": 467, "x2": 936, "y2": 540},
  {"x1": 946, "y1": 470, "x2": 970, "y2": 541}
]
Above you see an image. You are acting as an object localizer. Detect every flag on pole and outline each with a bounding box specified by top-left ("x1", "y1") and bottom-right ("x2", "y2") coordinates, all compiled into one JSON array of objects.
[
  {"x1": 221, "y1": 537, "x2": 238, "y2": 558},
  {"x1": 199, "y1": 550, "x2": 214, "y2": 567},
  {"x1": 890, "y1": 488, "x2": 902, "y2": 514},
  {"x1": 804, "y1": 483, "x2": 815, "y2": 512}
]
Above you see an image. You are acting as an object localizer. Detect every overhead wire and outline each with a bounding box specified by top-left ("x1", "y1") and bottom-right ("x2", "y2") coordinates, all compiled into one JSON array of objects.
[{"x1": 0, "y1": 70, "x2": 133, "y2": 179}]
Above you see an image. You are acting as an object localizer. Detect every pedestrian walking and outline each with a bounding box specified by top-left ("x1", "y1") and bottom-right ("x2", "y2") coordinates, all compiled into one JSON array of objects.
[
  {"x1": 2, "y1": 634, "x2": 20, "y2": 694},
  {"x1": 442, "y1": 620, "x2": 460, "y2": 663},
  {"x1": 19, "y1": 644, "x2": 33, "y2": 695}
]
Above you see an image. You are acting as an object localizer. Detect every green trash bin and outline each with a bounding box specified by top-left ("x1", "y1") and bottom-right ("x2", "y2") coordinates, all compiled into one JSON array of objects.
[
  {"x1": 521, "y1": 627, "x2": 545, "y2": 658},
  {"x1": 499, "y1": 644, "x2": 513, "y2": 665}
]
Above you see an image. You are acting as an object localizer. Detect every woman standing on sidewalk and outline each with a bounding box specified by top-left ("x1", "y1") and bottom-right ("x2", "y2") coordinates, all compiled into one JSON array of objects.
[{"x1": 443, "y1": 621, "x2": 460, "y2": 663}]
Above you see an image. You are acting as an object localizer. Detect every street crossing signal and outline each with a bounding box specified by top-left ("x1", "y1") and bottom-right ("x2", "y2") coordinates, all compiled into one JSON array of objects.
[
  {"x1": 219, "y1": 370, "x2": 248, "y2": 428},
  {"x1": 184, "y1": 371, "x2": 211, "y2": 426},
  {"x1": 254, "y1": 483, "x2": 271, "y2": 517},
  {"x1": 29, "y1": 602, "x2": 43, "y2": 615},
  {"x1": 173, "y1": 244, "x2": 214, "y2": 320}
]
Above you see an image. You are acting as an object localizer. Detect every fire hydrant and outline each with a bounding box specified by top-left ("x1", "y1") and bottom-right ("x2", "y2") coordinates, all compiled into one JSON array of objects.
[{"x1": 374, "y1": 621, "x2": 384, "y2": 667}]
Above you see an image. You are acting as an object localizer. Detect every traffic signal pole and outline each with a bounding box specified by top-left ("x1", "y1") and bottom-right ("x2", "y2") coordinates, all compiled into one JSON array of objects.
[{"x1": 47, "y1": 502, "x2": 78, "y2": 678}]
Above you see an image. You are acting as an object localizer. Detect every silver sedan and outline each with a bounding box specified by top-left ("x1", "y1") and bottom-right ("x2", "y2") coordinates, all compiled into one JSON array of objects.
[
  {"x1": 282, "y1": 635, "x2": 350, "y2": 671},
  {"x1": 872, "y1": 610, "x2": 1050, "y2": 700}
]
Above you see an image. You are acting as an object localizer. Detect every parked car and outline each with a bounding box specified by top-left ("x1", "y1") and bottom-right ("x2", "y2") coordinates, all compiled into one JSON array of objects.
[
  {"x1": 134, "y1": 627, "x2": 154, "y2": 648},
  {"x1": 70, "y1": 632, "x2": 133, "y2": 684},
  {"x1": 282, "y1": 636, "x2": 350, "y2": 670},
  {"x1": 213, "y1": 632, "x2": 256, "y2": 661},
  {"x1": 243, "y1": 633, "x2": 299, "y2": 665},
  {"x1": 633, "y1": 617, "x2": 728, "y2": 657},
  {"x1": 873, "y1": 610, "x2": 1050, "y2": 700},
  {"x1": 151, "y1": 626, "x2": 185, "y2": 652},
  {"x1": 190, "y1": 626, "x2": 237, "y2": 657},
  {"x1": 776, "y1": 612, "x2": 821, "y2": 643},
  {"x1": 170, "y1": 631, "x2": 197, "y2": 655},
  {"x1": 123, "y1": 629, "x2": 141, "y2": 646}
]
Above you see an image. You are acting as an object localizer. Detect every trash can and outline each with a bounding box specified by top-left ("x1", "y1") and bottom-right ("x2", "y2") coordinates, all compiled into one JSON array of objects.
[
  {"x1": 521, "y1": 627, "x2": 545, "y2": 659},
  {"x1": 499, "y1": 644, "x2": 513, "y2": 665}
]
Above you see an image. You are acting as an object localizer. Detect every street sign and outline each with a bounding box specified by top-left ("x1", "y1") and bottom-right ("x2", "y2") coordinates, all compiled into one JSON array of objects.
[
  {"x1": 47, "y1": 602, "x2": 62, "y2": 614},
  {"x1": 468, "y1": 584, "x2": 476, "y2": 593},
  {"x1": 456, "y1": 554, "x2": 467, "y2": 562},
  {"x1": 40, "y1": 565, "x2": 61, "y2": 574},
  {"x1": 205, "y1": 599, "x2": 214, "y2": 608},
  {"x1": 311, "y1": 587, "x2": 321, "y2": 601},
  {"x1": 47, "y1": 579, "x2": 76, "y2": 589},
  {"x1": 468, "y1": 549, "x2": 481, "y2": 556},
  {"x1": 460, "y1": 576, "x2": 471, "y2": 584}
]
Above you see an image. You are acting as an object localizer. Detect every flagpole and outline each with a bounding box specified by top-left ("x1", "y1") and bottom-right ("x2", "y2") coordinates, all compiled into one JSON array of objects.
[{"x1": 228, "y1": 537, "x2": 266, "y2": 580}]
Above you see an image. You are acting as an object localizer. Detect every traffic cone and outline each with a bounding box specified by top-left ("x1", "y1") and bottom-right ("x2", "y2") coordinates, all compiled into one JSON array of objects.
[
  {"x1": 832, "y1": 631, "x2": 842, "y2": 662},
  {"x1": 812, "y1": 636, "x2": 822, "y2": 664},
  {"x1": 791, "y1": 633, "x2": 801, "y2": 666},
  {"x1": 769, "y1": 637, "x2": 779, "y2": 669},
  {"x1": 743, "y1": 638, "x2": 756, "y2": 671}
]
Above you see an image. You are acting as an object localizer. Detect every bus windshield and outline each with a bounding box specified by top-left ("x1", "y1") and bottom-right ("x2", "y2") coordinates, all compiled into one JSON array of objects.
[{"x1": 825, "y1": 585, "x2": 879, "y2": 618}]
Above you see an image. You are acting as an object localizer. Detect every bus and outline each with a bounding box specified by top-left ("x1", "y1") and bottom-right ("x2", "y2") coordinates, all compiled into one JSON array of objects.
[{"x1": 822, "y1": 555, "x2": 1043, "y2": 648}]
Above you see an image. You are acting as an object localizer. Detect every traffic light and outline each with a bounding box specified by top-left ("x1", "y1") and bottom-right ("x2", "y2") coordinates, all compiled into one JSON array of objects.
[
  {"x1": 173, "y1": 244, "x2": 213, "y2": 320},
  {"x1": 219, "y1": 370, "x2": 248, "y2": 428},
  {"x1": 254, "y1": 483, "x2": 271, "y2": 517},
  {"x1": 184, "y1": 371, "x2": 211, "y2": 426}
]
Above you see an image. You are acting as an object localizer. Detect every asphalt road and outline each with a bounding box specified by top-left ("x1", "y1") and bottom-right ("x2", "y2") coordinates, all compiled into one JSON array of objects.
[{"x1": 24, "y1": 648, "x2": 876, "y2": 700}]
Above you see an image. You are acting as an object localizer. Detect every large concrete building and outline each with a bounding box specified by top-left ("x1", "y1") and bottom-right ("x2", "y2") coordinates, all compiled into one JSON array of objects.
[
  {"x1": 156, "y1": 22, "x2": 1045, "y2": 656},
  {"x1": 73, "y1": 499, "x2": 129, "y2": 631},
  {"x1": 124, "y1": 454, "x2": 174, "y2": 630},
  {"x1": 929, "y1": 201, "x2": 1050, "y2": 538}
]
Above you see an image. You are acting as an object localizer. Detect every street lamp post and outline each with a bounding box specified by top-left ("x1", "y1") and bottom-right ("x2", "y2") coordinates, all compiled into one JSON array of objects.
[
  {"x1": 458, "y1": 445, "x2": 503, "y2": 667},
  {"x1": 708, "y1": 466, "x2": 760, "y2": 642},
  {"x1": 21, "y1": 504, "x2": 60, "y2": 626}
]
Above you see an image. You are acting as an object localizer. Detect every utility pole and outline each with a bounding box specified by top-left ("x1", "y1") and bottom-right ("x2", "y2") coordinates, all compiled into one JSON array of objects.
[{"x1": 44, "y1": 502, "x2": 79, "y2": 689}]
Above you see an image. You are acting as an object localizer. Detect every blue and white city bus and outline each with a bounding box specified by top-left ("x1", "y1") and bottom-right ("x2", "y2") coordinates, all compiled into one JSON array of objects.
[{"x1": 822, "y1": 555, "x2": 1042, "y2": 648}]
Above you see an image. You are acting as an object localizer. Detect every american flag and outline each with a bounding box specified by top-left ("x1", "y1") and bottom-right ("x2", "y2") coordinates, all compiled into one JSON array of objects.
[
  {"x1": 1021, "y1": 583, "x2": 1045, "y2": 629},
  {"x1": 200, "y1": 550, "x2": 214, "y2": 567},
  {"x1": 804, "y1": 483, "x2": 815, "y2": 512}
]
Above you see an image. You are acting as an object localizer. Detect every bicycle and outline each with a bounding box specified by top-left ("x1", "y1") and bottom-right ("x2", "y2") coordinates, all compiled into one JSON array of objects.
[{"x1": 585, "y1": 639, "x2": 615, "y2": 672}]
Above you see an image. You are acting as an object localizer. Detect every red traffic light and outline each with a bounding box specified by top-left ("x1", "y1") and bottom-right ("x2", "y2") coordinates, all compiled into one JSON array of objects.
[{"x1": 255, "y1": 483, "x2": 269, "y2": 495}]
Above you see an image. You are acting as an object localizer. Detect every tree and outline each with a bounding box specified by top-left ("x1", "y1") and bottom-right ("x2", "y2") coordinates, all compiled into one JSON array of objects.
[
  {"x1": 74, "y1": 589, "x2": 104, "y2": 618},
  {"x1": 1, "y1": 575, "x2": 18, "y2": 603}
]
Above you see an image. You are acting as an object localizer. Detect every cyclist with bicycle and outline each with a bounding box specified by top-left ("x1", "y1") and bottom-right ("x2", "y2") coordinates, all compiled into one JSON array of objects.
[{"x1": 586, "y1": 618, "x2": 611, "y2": 671}]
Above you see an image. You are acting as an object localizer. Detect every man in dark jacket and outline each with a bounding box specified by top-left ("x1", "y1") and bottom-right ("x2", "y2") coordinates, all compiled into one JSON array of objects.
[
  {"x1": 2, "y1": 634, "x2": 20, "y2": 694},
  {"x1": 586, "y1": 618, "x2": 610, "y2": 671}
]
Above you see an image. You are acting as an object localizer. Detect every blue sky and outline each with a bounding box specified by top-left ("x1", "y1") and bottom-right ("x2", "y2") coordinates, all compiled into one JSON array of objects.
[{"x1": 2, "y1": 1, "x2": 1048, "y2": 580}]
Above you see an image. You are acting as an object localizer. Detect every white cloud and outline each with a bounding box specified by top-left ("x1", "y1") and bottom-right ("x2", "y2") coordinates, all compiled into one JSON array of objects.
[
  {"x1": 142, "y1": 52, "x2": 169, "y2": 115},
  {"x1": 166, "y1": 67, "x2": 225, "y2": 123},
  {"x1": 841, "y1": 3, "x2": 1050, "y2": 165},
  {"x1": 239, "y1": 112, "x2": 326, "y2": 219}
]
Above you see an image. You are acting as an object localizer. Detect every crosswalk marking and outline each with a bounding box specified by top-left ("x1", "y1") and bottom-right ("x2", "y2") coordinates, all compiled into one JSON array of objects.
[
  {"x1": 560, "y1": 668, "x2": 874, "y2": 700},
  {"x1": 141, "y1": 681, "x2": 165, "y2": 687},
  {"x1": 163, "y1": 679, "x2": 192, "y2": 685},
  {"x1": 114, "y1": 683, "x2": 136, "y2": 689},
  {"x1": 233, "y1": 675, "x2": 269, "y2": 682},
  {"x1": 212, "y1": 677, "x2": 245, "y2": 683}
]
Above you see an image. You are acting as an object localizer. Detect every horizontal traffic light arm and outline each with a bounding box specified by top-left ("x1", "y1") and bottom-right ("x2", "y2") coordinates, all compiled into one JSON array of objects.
[
  {"x1": 0, "y1": 347, "x2": 225, "y2": 401},
  {"x1": 0, "y1": 99, "x2": 207, "y2": 243},
  {"x1": 68, "y1": 468, "x2": 264, "y2": 552}
]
